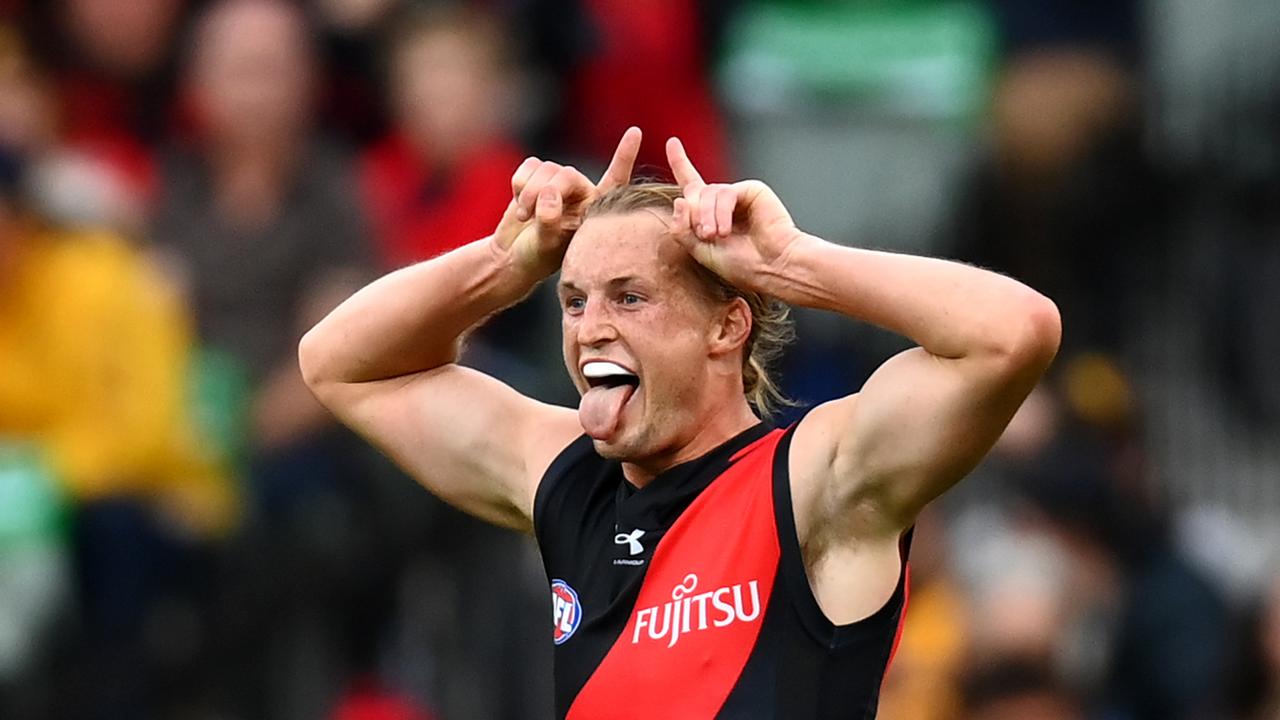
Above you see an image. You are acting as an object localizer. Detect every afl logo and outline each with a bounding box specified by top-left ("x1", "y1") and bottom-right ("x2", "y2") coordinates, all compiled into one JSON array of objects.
[{"x1": 551, "y1": 580, "x2": 582, "y2": 645}]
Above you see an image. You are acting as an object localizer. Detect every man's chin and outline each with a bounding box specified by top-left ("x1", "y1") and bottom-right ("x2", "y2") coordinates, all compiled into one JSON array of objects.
[
  {"x1": 590, "y1": 436, "x2": 631, "y2": 460},
  {"x1": 590, "y1": 429, "x2": 652, "y2": 462}
]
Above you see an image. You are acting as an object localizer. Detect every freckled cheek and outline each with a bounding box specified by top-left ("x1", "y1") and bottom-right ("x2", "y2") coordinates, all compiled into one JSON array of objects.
[
  {"x1": 638, "y1": 337, "x2": 702, "y2": 406},
  {"x1": 560, "y1": 320, "x2": 579, "y2": 376}
]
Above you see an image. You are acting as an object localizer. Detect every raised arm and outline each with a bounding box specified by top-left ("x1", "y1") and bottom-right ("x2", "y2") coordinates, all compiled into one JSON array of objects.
[
  {"x1": 773, "y1": 239, "x2": 1060, "y2": 532},
  {"x1": 299, "y1": 129, "x2": 641, "y2": 531},
  {"x1": 665, "y1": 138, "x2": 1060, "y2": 542}
]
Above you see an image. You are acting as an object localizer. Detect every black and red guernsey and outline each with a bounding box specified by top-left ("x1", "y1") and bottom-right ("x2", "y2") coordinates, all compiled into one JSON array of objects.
[{"x1": 533, "y1": 421, "x2": 912, "y2": 719}]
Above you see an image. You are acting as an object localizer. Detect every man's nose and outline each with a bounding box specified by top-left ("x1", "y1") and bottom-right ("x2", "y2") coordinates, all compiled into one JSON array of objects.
[{"x1": 577, "y1": 297, "x2": 618, "y2": 347}]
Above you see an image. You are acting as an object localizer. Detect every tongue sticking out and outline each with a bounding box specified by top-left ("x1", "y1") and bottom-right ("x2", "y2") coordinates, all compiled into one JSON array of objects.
[{"x1": 579, "y1": 384, "x2": 635, "y2": 440}]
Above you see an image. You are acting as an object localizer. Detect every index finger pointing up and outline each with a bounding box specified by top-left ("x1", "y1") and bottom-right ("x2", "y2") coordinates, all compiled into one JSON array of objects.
[
  {"x1": 597, "y1": 126, "x2": 642, "y2": 192},
  {"x1": 666, "y1": 137, "x2": 705, "y2": 190}
]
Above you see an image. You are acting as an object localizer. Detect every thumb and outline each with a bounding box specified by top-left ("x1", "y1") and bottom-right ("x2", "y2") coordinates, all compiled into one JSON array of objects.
[
  {"x1": 669, "y1": 197, "x2": 700, "y2": 253},
  {"x1": 671, "y1": 197, "x2": 726, "y2": 278},
  {"x1": 493, "y1": 199, "x2": 525, "y2": 250}
]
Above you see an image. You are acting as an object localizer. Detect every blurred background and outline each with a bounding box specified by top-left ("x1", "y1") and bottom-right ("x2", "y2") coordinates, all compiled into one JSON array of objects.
[{"x1": 0, "y1": 0, "x2": 1277, "y2": 718}]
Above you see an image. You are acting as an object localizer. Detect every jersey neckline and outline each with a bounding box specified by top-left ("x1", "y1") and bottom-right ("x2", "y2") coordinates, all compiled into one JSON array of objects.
[{"x1": 614, "y1": 422, "x2": 773, "y2": 530}]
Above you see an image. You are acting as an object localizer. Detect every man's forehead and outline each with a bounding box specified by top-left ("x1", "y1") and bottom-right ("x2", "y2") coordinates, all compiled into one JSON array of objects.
[{"x1": 561, "y1": 212, "x2": 686, "y2": 284}]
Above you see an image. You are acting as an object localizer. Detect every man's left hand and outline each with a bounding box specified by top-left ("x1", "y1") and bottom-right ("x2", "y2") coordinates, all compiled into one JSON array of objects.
[{"x1": 666, "y1": 137, "x2": 807, "y2": 295}]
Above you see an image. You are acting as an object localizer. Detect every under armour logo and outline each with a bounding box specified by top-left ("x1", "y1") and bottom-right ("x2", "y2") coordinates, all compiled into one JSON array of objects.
[{"x1": 614, "y1": 528, "x2": 646, "y2": 556}]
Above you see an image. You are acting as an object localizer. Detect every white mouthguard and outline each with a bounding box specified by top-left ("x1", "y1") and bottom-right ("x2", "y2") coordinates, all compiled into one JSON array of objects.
[{"x1": 582, "y1": 361, "x2": 634, "y2": 379}]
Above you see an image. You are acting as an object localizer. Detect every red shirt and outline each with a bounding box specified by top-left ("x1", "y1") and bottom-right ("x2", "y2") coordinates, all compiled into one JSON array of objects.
[
  {"x1": 564, "y1": 0, "x2": 732, "y2": 181},
  {"x1": 359, "y1": 133, "x2": 525, "y2": 269}
]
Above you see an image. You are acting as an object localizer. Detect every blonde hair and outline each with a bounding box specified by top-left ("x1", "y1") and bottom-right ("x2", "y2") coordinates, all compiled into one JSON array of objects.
[{"x1": 584, "y1": 183, "x2": 796, "y2": 419}]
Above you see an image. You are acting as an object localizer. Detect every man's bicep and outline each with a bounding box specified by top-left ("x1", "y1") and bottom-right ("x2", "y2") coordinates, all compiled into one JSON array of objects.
[
  {"x1": 327, "y1": 365, "x2": 581, "y2": 531},
  {"x1": 826, "y1": 347, "x2": 1042, "y2": 527}
]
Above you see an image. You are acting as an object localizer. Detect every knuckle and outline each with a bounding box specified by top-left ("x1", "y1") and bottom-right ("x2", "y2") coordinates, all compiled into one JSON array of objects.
[{"x1": 514, "y1": 158, "x2": 540, "y2": 177}]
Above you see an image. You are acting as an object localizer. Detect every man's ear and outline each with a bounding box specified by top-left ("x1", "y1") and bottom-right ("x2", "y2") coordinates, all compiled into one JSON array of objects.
[{"x1": 709, "y1": 296, "x2": 752, "y2": 358}]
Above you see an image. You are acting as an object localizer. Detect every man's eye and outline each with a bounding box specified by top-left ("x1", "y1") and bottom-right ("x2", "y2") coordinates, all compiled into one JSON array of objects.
[
  {"x1": 621, "y1": 293, "x2": 642, "y2": 305},
  {"x1": 565, "y1": 297, "x2": 585, "y2": 311}
]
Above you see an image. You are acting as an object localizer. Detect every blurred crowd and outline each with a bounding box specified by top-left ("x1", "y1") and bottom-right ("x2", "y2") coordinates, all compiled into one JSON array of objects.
[{"x1": 0, "y1": 0, "x2": 1276, "y2": 719}]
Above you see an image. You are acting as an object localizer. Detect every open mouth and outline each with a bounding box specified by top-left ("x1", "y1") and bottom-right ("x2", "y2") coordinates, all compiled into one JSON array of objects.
[
  {"x1": 579, "y1": 360, "x2": 641, "y2": 440},
  {"x1": 582, "y1": 360, "x2": 640, "y2": 390}
]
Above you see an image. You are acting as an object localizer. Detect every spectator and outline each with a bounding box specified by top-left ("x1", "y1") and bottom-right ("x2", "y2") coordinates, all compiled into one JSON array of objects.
[
  {"x1": 360, "y1": 4, "x2": 525, "y2": 269},
  {"x1": 362, "y1": 3, "x2": 570, "y2": 404},
  {"x1": 153, "y1": 0, "x2": 371, "y2": 455},
  {"x1": 556, "y1": 0, "x2": 734, "y2": 180},
  {"x1": 961, "y1": 658, "x2": 1085, "y2": 720},
  {"x1": 151, "y1": 2, "x2": 385, "y2": 715},
  {"x1": 23, "y1": 0, "x2": 190, "y2": 213},
  {"x1": 955, "y1": 0, "x2": 1161, "y2": 353},
  {"x1": 0, "y1": 138, "x2": 233, "y2": 719},
  {"x1": 1013, "y1": 357, "x2": 1231, "y2": 720},
  {"x1": 0, "y1": 21, "x2": 143, "y2": 234},
  {"x1": 949, "y1": 387, "x2": 1078, "y2": 668}
]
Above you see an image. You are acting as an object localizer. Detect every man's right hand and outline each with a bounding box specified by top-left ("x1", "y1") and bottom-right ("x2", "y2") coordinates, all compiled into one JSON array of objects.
[{"x1": 492, "y1": 126, "x2": 642, "y2": 278}]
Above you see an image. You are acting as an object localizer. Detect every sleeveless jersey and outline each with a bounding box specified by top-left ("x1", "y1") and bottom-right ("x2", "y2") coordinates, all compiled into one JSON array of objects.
[{"x1": 533, "y1": 422, "x2": 911, "y2": 719}]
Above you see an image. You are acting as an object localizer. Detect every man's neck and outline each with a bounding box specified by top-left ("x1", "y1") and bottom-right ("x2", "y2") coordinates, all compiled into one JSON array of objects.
[{"x1": 621, "y1": 399, "x2": 760, "y2": 488}]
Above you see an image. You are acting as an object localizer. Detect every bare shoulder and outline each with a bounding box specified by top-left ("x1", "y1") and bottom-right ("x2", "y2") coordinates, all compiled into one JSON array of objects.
[
  {"x1": 785, "y1": 392, "x2": 909, "y2": 548},
  {"x1": 785, "y1": 396, "x2": 857, "y2": 544}
]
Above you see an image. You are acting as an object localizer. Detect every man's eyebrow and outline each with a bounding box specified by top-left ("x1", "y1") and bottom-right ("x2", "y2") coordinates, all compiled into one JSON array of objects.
[
  {"x1": 558, "y1": 276, "x2": 645, "y2": 293},
  {"x1": 606, "y1": 276, "x2": 641, "y2": 290}
]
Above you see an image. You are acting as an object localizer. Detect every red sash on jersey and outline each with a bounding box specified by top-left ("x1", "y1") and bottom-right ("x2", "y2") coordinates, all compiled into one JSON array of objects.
[{"x1": 567, "y1": 430, "x2": 784, "y2": 719}]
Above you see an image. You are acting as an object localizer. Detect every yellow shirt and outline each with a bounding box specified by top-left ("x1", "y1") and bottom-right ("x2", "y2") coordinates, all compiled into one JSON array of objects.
[{"x1": 0, "y1": 228, "x2": 235, "y2": 533}]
